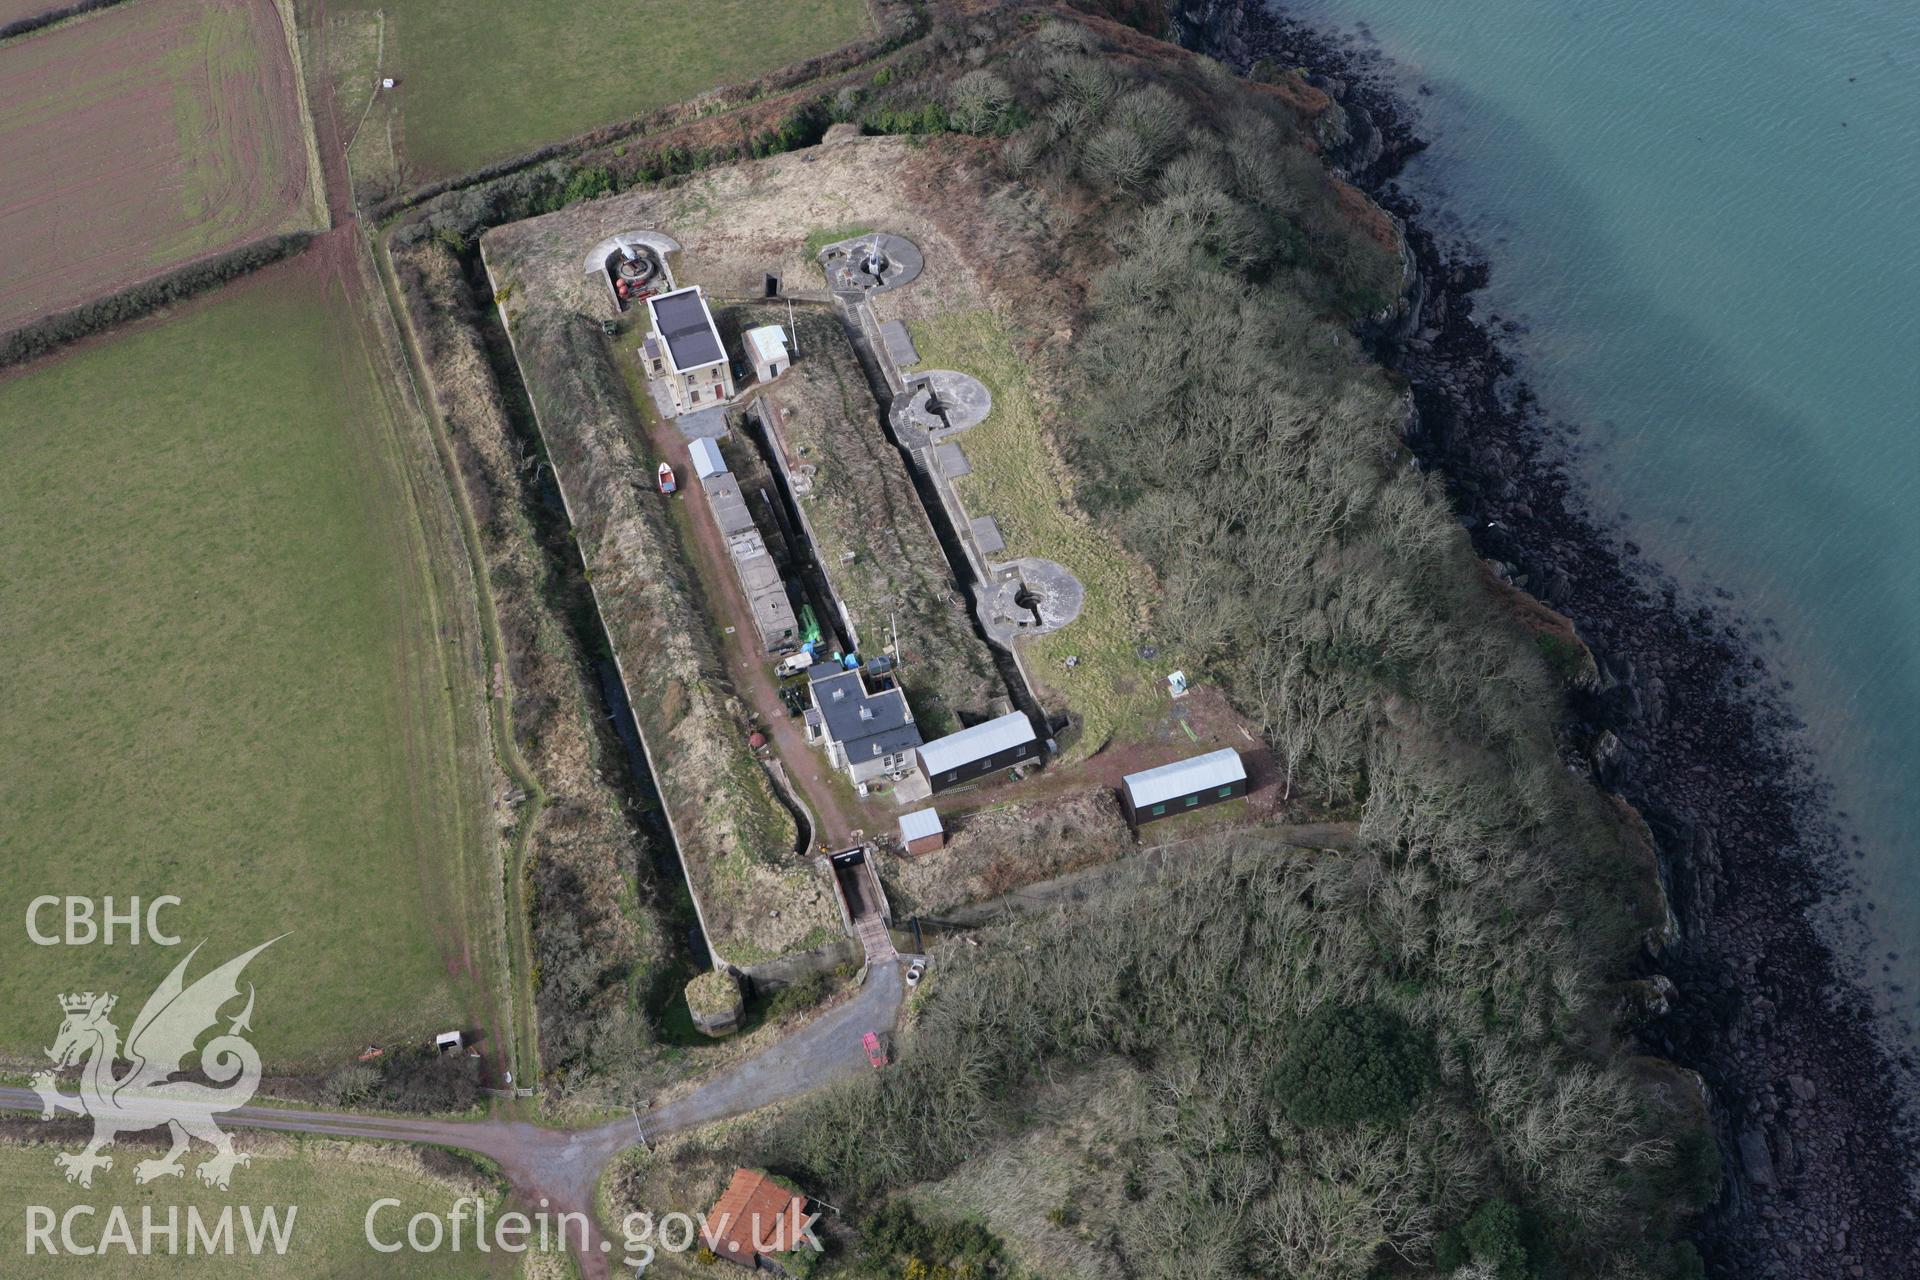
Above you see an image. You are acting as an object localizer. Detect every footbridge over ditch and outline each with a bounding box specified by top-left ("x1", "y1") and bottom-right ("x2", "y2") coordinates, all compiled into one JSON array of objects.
[{"x1": 826, "y1": 844, "x2": 897, "y2": 964}]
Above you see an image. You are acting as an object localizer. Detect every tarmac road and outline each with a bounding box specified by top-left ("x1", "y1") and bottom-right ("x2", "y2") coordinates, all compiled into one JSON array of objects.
[{"x1": 0, "y1": 959, "x2": 904, "y2": 1279}]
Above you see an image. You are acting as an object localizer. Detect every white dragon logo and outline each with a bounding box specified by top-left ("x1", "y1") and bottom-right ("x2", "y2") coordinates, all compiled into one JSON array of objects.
[{"x1": 30, "y1": 938, "x2": 281, "y2": 1190}]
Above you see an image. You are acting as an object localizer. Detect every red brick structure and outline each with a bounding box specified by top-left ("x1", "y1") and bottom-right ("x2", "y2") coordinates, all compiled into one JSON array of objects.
[{"x1": 702, "y1": 1168, "x2": 814, "y2": 1269}]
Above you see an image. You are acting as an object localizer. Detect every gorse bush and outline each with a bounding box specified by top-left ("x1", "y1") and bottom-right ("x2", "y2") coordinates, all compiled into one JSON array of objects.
[
  {"x1": 559, "y1": 165, "x2": 613, "y2": 204},
  {"x1": 1271, "y1": 1001, "x2": 1437, "y2": 1128},
  {"x1": 861, "y1": 101, "x2": 950, "y2": 136},
  {"x1": 855, "y1": 1204, "x2": 1016, "y2": 1279},
  {"x1": 1458, "y1": 1198, "x2": 1534, "y2": 1279},
  {"x1": 1436, "y1": 1198, "x2": 1544, "y2": 1278}
]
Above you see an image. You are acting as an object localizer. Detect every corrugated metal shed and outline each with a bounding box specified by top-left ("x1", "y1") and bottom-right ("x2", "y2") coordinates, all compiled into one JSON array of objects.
[
  {"x1": 1123, "y1": 749, "x2": 1246, "y2": 809},
  {"x1": 689, "y1": 435, "x2": 727, "y2": 480},
  {"x1": 898, "y1": 808, "x2": 943, "y2": 843},
  {"x1": 917, "y1": 712, "x2": 1036, "y2": 777}
]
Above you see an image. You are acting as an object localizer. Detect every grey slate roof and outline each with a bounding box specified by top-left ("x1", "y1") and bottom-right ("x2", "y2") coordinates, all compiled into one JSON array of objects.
[
  {"x1": 1122, "y1": 748, "x2": 1246, "y2": 808},
  {"x1": 917, "y1": 712, "x2": 1035, "y2": 776},
  {"x1": 648, "y1": 287, "x2": 724, "y2": 371},
  {"x1": 849, "y1": 724, "x2": 923, "y2": 762},
  {"x1": 809, "y1": 664, "x2": 920, "y2": 759}
]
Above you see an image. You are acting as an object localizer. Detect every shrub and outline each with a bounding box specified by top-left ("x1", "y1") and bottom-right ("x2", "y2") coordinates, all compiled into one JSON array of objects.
[
  {"x1": 763, "y1": 971, "x2": 832, "y2": 1021},
  {"x1": 373, "y1": 1047, "x2": 484, "y2": 1114},
  {"x1": 1535, "y1": 633, "x2": 1587, "y2": 683},
  {"x1": 1046, "y1": 52, "x2": 1117, "y2": 117},
  {"x1": 948, "y1": 70, "x2": 1012, "y2": 135},
  {"x1": 1002, "y1": 127, "x2": 1047, "y2": 177},
  {"x1": 322, "y1": 1064, "x2": 381, "y2": 1108},
  {"x1": 1459, "y1": 1199, "x2": 1530, "y2": 1280},
  {"x1": 1158, "y1": 149, "x2": 1228, "y2": 199},
  {"x1": 862, "y1": 102, "x2": 950, "y2": 136},
  {"x1": 1112, "y1": 84, "x2": 1188, "y2": 164},
  {"x1": 860, "y1": 1204, "x2": 1010, "y2": 1276},
  {"x1": 1082, "y1": 126, "x2": 1153, "y2": 190},
  {"x1": 1668, "y1": 1241, "x2": 1708, "y2": 1280},
  {"x1": 1664, "y1": 1124, "x2": 1723, "y2": 1209},
  {"x1": 558, "y1": 165, "x2": 614, "y2": 205},
  {"x1": 1269, "y1": 1002, "x2": 1436, "y2": 1128}
]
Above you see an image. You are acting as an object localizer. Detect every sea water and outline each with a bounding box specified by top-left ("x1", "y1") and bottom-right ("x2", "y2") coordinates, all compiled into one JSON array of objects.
[{"x1": 1277, "y1": 0, "x2": 1920, "y2": 1040}]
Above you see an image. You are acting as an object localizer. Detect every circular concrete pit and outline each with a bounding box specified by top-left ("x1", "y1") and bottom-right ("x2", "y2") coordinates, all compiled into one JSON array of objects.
[
  {"x1": 818, "y1": 232, "x2": 924, "y2": 294},
  {"x1": 891, "y1": 370, "x2": 992, "y2": 440},
  {"x1": 979, "y1": 558, "x2": 1084, "y2": 640}
]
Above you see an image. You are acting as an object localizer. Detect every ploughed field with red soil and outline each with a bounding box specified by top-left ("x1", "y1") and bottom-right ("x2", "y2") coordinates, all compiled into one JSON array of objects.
[{"x1": 0, "y1": 0, "x2": 315, "y2": 332}]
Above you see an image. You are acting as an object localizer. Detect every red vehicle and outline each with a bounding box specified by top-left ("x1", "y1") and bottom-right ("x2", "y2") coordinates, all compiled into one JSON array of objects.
[{"x1": 862, "y1": 1031, "x2": 887, "y2": 1070}]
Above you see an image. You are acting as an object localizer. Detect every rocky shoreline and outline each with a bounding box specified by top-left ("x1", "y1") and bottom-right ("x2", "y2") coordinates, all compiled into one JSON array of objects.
[{"x1": 1169, "y1": 2, "x2": 1919, "y2": 1275}]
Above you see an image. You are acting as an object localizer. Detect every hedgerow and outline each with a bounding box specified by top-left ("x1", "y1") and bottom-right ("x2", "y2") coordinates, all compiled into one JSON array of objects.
[{"x1": 0, "y1": 232, "x2": 311, "y2": 370}]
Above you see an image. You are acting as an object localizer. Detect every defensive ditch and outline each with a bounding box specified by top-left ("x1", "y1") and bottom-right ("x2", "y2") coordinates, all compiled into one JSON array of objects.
[
  {"x1": 459, "y1": 254, "x2": 714, "y2": 972},
  {"x1": 828, "y1": 292, "x2": 1057, "y2": 743}
]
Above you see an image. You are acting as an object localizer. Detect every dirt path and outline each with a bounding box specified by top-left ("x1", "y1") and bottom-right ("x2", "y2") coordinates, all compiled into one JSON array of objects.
[
  {"x1": 640, "y1": 408, "x2": 867, "y2": 849},
  {"x1": 0, "y1": 960, "x2": 903, "y2": 1278}
]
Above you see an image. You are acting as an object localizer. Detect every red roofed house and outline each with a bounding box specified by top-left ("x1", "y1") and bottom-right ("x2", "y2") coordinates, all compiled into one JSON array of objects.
[{"x1": 703, "y1": 1168, "x2": 816, "y2": 1270}]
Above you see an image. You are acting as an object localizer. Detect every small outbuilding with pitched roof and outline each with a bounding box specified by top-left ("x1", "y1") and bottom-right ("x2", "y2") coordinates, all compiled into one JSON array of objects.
[
  {"x1": 745, "y1": 324, "x2": 790, "y2": 383},
  {"x1": 702, "y1": 1168, "x2": 815, "y2": 1269},
  {"x1": 689, "y1": 434, "x2": 728, "y2": 481},
  {"x1": 898, "y1": 807, "x2": 944, "y2": 855}
]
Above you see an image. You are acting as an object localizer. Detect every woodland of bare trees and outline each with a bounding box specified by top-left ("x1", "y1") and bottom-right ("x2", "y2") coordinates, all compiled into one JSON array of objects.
[{"x1": 765, "y1": 17, "x2": 1714, "y2": 1280}]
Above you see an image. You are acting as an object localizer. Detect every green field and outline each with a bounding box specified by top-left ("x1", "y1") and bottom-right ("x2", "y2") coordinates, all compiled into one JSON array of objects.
[
  {"x1": 0, "y1": 1135, "x2": 531, "y2": 1276},
  {"x1": 0, "y1": 267, "x2": 498, "y2": 1071},
  {"x1": 334, "y1": 0, "x2": 872, "y2": 179}
]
